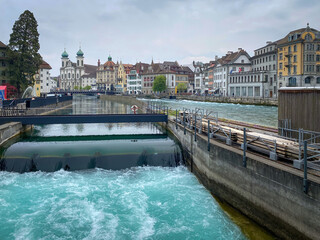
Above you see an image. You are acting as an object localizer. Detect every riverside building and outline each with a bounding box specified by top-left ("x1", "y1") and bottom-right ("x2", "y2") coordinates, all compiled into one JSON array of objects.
[
  {"x1": 228, "y1": 43, "x2": 278, "y2": 99},
  {"x1": 127, "y1": 62, "x2": 149, "y2": 95},
  {"x1": 277, "y1": 24, "x2": 320, "y2": 88},
  {"x1": 215, "y1": 49, "x2": 251, "y2": 96},
  {"x1": 60, "y1": 48, "x2": 97, "y2": 90},
  {"x1": 140, "y1": 61, "x2": 190, "y2": 95}
]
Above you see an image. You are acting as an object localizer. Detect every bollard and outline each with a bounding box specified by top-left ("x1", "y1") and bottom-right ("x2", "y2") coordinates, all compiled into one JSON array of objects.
[
  {"x1": 303, "y1": 141, "x2": 309, "y2": 194},
  {"x1": 207, "y1": 120, "x2": 210, "y2": 151}
]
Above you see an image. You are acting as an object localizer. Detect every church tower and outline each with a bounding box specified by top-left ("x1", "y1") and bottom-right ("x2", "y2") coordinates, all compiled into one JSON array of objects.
[{"x1": 61, "y1": 48, "x2": 69, "y2": 67}]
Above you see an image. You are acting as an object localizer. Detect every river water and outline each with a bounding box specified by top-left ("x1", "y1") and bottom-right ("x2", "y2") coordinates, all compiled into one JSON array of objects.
[
  {"x1": 139, "y1": 98, "x2": 278, "y2": 127},
  {"x1": 0, "y1": 95, "x2": 274, "y2": 239}
]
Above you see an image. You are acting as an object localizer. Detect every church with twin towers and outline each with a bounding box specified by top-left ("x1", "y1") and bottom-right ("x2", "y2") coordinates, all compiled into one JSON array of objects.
[{"x1": 60, "y1": 48, "x2": 97, "y2": 90}]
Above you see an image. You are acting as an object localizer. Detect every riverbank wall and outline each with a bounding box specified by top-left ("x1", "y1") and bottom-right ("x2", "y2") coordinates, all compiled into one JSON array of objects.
[
  {"x1": 166, "y1": 119, "x2": 319, "y2": 240},
  {"x1": 176, "y1": 95, "x2": 278, "y2": 106},
  {"x1": 135, "y1": 94, "x2": 278, "y2": 106},
  {"x1": 100, "y1": 95, "x2": 147, "y2": 111}
]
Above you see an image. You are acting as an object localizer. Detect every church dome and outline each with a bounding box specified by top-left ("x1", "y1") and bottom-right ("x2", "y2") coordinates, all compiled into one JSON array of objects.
[
  {"x1": 77, "y1": 49, "x2": 84, "y2": 57},
  {"x1": 61, "y1": 50, "x2": 68, "y2": 58}
]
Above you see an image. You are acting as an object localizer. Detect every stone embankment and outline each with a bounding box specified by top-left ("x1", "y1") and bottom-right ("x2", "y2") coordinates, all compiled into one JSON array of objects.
[
  {"x1": 166, "y1": 117, "x2": 319, "y2": 240},
  {"x1": 135, "y1": 94, "x2": 278, "y2": 106},
  {"x1": 177, "y1": 95, "x2": 278, "y2": 106}
]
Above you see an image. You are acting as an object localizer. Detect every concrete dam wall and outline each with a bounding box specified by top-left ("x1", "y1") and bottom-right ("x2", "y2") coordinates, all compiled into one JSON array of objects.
[{"x1": 167, "y1": 120, "x2": 320, "y2": 240}]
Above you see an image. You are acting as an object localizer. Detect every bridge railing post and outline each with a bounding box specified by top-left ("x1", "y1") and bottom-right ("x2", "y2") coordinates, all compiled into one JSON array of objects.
[
  {"x1": 176, "y1": 109, "x2": 178, "y2": 130},
  {"x1": 207, "y1": 120, "x2": 210, "y2": 151},
  {"x1": 242, "y1": 128, "x2": 247, "y2": 168},
  {"x1": 183, "y1": 111, "x2": 186, "y2": 135},
  {"x1": 194, "y1": 112, "x2": 197, "y2": 142},
  {"x1": 303, "y1": 140, "x2": 309, "y2": 194}
]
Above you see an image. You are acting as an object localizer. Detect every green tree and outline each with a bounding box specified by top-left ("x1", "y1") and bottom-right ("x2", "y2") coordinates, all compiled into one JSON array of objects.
[
  {"x1": 7, "y1": 10, "x2": 41, "y2": 95},
  {"x1": 83, "y1": 85, "x2": 92, "y2": 90},
  {"x1": 177, "y1": 82, "x2": 187, "y2": 93},
  {"x1": 152, "y1": 75, "x2": 167, "y2": 93}
]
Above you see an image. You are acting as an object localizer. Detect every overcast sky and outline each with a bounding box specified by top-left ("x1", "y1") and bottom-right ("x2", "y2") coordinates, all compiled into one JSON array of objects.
[{"x1": 1, "y1": 0, "x2": 320, "y2": 76}]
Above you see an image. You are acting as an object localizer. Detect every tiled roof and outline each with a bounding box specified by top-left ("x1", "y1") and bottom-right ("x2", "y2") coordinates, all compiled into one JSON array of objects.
[
  {"x1": 276, "y1": 27, "x2": 320, "y2": 45},
  {"x1": 217, "y1": 50, "x2": 250, "y2": 65},
  {"x1": 40, "y1": 60, "x2": 52, "y2": 69},
  {"x1": 0, "y1": 41, "x2": 7, "y2": 48},
  {"x1": 103, "y1": 60, "x2": 115, "y2": 67},
  {"x1": 84, "y1": 64, "x2": 97, "y2": 74},
  {"x1": 82, "y1": 71, "x2": 96, "y2": 79}
]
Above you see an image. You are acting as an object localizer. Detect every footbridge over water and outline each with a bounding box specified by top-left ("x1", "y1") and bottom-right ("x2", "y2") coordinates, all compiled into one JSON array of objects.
[{"x1": 0, "y1": 113, "x2": 168, "y2": 125}]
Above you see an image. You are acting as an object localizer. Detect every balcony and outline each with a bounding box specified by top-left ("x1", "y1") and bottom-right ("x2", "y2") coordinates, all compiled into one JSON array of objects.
[
  {"x1": 284, "y1": 51, "x2": 292, "y2": 57},
  {"x1": 284, "y1": 61, "x2": 292, "y2": 67}
]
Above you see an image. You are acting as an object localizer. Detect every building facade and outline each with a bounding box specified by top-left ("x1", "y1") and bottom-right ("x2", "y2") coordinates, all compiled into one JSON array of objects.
[
  {"x1": 251, "y1": 41, "x2": 278, "y2": 98},
  {"x1": 0, "y1": 41, "x2": 9, "y2": 85},
  {"x1": 96, "y1": 56, "x2": 117, "y2": 91},
  {"x1": 34, "y1": 60, "x2": 52, "y2": 96},
  {"x1": 127, "y1": 62, "x2": 149, "y2": 95},
  {"x1": 60, "y1": 48, "x2": 97, "y2": 90},
  {"x1": 215, "y1": 49, "x2": 251, "y2": 96},
  {"x1": 193, "y1": 61, "x2": 205, "y2": 94},
  {"x1": 141, "y1": 61, "x2": 190, "y2": 95},
  {"x1": 277, "y1": 24, "x2": 320, "y2": 88},
  {"x1": 228, "y1": 42, "x2": 278, "y2": 99}
]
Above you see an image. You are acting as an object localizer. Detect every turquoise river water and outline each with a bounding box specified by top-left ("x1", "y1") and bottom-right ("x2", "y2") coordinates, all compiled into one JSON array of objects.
[
  {"x1": 139, "y1": 98, "x2": 278, "y2": 127},
  {"x1": 0, "y1": 95, "x2": 274, "y2": 239}
]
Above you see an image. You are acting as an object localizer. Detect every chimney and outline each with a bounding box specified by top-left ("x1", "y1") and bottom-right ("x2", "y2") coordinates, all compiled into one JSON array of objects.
[
  {"x1": 238, "y1": 48, "x2": 242, "y2": 51},
  {"x1": 215, "y1": 55, "x2": 218, "y2": 61},
  {"x1": 227, "y1": 51, "x2": 233, "y2": 55},
  {"x1": 266, "y1": 41, "x2": 272, "y2": 45},
  {"x1": 98, "y1": 59, "x2": 100, "y2": 66}
]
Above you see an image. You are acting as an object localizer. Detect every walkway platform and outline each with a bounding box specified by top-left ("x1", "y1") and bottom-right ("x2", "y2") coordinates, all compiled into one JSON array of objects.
[{"x1": 0, "y1": 114, "x2": 168, "y2": 125}]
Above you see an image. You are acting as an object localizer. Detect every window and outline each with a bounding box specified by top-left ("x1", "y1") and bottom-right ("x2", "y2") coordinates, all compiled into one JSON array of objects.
[
  {"x1": 305, "y1": 33, "x2": 312, "y2": 41},
  {"x1": 317, "y1": 65, "x2": 320, "y2": 72},
  {"x1": 289, "y1": 77, "x2": 296, "y2": 87},
  {"x1": 279, "y1": 53, "x2": 283, "y2": 60},
  {"x1": 317, "y1": 55, "x2": 320, "y2": 62},
  {"x1": 317, "y1": 77, "x2": 320, "y2": 83},
  {"x1": 241, "y1": 60, "x2": 244, "y2": 63},
  {"x1": 1, "y1": 61, "x2": 5, "y2": 67},
  {"x1": 288, "y1": 46, "x2": 291, "y2": 53},
  {"x1": 273, "y1": 55, "x2": 276, "y2": 61},
  {"x1": 305, "y1": 77, "x2": 311, "y2": 84},
  {"x1": 293, "y1": 65, "x2": 297, "y2": 74},
  {"x1": 254, "y1": 87, "x2": 260, "y2": 97},
  {"x1": 273, "y1": 64, "x2": 276, "y2": 70},
  {"x1": 294, "y1": 45, "x2": 297, "y2": 52},
  {"x1": 294, "y1": 55, "x2": 297, "y2": 62},
  {"x1": 279, "y1": 63, "x2": 283, "y2": 70}
]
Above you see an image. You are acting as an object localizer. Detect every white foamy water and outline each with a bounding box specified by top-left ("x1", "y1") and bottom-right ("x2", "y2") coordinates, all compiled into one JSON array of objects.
[{"x1": 0, "y1": 167, "x2": 247, "y2": 240}]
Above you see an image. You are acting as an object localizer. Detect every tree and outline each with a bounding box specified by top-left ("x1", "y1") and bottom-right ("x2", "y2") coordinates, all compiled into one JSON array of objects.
[
  {"x1": 177, "y1": 82, "x2": 187, "y2": 93},
  {"x1": 152, "y1": 75, "x2": 167, "y2": 93},
  {"x1": 7, "y1": 10, "x2": 41, "y2": 95},
  {"x1": 83, "y1": 85, "x2": 92, "y2": 90}
]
